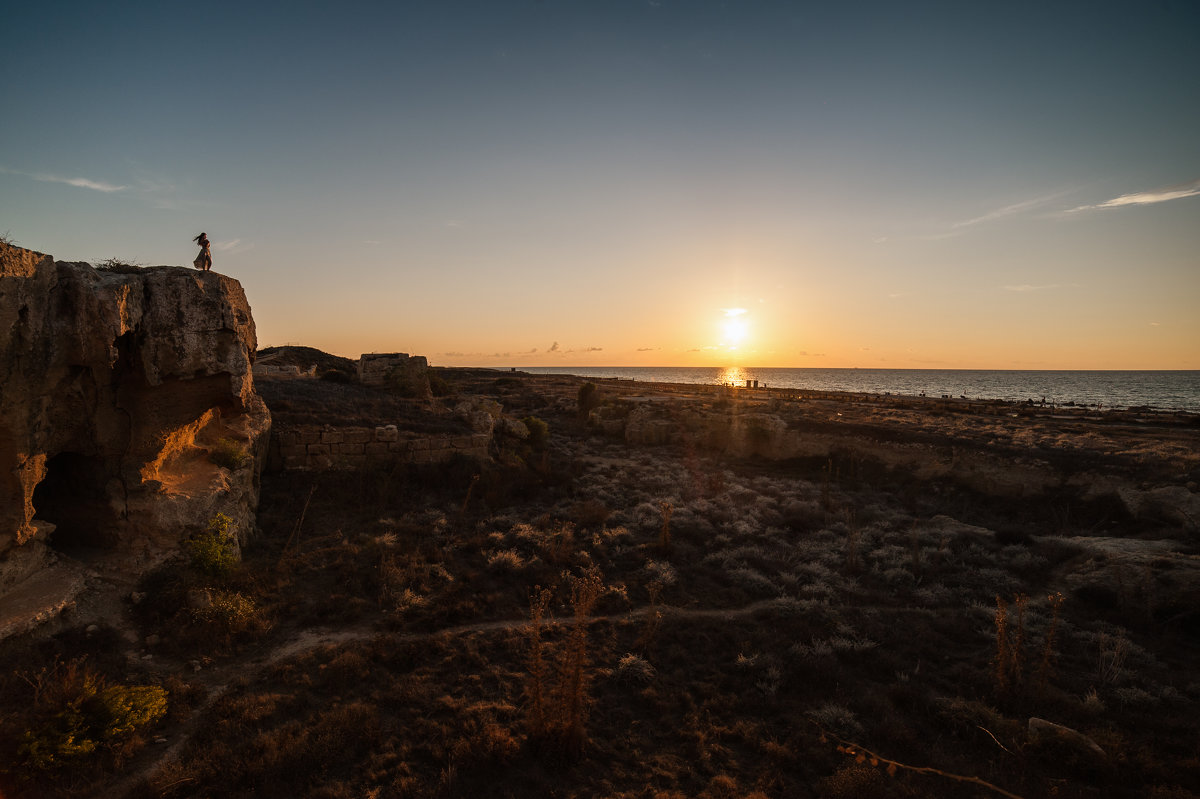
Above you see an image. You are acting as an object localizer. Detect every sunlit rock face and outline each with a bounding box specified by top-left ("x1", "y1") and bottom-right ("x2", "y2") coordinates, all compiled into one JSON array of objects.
[{"x1": 0, "y1": 243, "x2": 270, "y2": 602}]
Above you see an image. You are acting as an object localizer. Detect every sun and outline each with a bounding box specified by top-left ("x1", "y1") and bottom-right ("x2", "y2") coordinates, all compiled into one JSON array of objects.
[{"x1": 721, "y1": 308, "x2": 748, "y2": 347}]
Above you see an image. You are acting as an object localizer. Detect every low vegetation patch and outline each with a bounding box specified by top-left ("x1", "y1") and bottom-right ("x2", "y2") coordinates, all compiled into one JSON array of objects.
[
  {"x1": 4, "y1": 370, "x2": 1198, "y2": 798},
  {"x1": 209, "y1": 437, "x2": 250, "y2": 470}
]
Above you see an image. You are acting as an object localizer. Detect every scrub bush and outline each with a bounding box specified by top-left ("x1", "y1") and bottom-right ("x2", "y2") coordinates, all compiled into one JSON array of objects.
[
  {"x1": 210, "y1": 437, "x2": 250, "y2": 470},
  {"x1": 187, "y1": 513, "x2": 239, "y2": 577}
]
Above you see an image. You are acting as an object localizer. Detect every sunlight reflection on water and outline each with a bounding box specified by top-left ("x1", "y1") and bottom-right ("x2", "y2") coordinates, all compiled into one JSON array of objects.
[
  {"x1": 717, "y1": 366, "x2": 746, "y2": 386},
  {"x1": 521, "y1": 367, "x2": 1200, "y2": 411}
]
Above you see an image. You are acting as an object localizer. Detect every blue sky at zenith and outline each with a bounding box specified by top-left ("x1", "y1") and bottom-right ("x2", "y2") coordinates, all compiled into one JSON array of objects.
[{"x1": 2, "y1": 1, "x2": 1198, "y2": 367}]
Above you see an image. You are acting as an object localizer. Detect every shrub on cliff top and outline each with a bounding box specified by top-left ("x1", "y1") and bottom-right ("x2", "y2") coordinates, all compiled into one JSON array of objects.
[
  {"x1": 187, "y1": 513, "x2": 239, "y2": 577},
  {"x1": 210, "y1": 437, "x2": 250, "y2": 470},
  {"x1": 96, "y1": 257, "x2": 144, "y2": 273}
]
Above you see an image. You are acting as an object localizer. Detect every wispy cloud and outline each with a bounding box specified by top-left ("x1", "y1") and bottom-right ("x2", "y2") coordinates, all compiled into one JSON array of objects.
[
  {"x1": 953, "y1": 193, "x2": 1064, "y2": 229},
  {"x1": 1, "y1": 166, "x2": 127, "y2": 192},
  {"x1": 547, "y1": 341, "x2": 560, "y2": 353},
  {"x1": 636, "y1": 347, "x2": 657, "y2": 352},
  {"x1": 916, "y1": 191, "x2": 1068, "y2": 241},
  {"x1": 1003, "y1": 283, "x2": 1060, "y2": 292},
  {"x1": 214, "y1": 239, "x2": 254, "y2": 255},
  {"x1": 1067, "y1": 178, "x2": 1200, "y2": 213}
]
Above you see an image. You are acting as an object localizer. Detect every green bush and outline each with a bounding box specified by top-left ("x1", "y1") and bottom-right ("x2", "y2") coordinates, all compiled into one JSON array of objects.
[
  {"x1": 577, "y1": 382, "x2": 600, "y2": 417},
  {"x1": 522, "y1": 416, "x2": 549, "y2": 450},
  {"x1": 210, "y1": 437, "x2": 249, "y2": 470},
  {"x1": 187, "y1": 513, "x2": 239, "y2": 577},
  {"x1": 15, "y1": 659, "x2": 167, "y2": 772}
]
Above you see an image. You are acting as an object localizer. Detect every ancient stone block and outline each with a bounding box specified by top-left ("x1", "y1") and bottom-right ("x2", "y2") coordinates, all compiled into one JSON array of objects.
[{"x1": 375, "y1": 425, "x2": 399, "y2": 442}]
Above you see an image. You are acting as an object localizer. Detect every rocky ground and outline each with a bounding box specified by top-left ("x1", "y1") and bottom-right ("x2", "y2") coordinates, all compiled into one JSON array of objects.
[{"x1": 2, "y1": 365, "x2": 1198, "y2": 798}]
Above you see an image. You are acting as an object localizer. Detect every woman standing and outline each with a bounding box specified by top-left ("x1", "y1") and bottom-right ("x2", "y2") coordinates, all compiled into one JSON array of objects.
[{"x1": 192, "y1": 232, "x2": 212, "y2": 271}]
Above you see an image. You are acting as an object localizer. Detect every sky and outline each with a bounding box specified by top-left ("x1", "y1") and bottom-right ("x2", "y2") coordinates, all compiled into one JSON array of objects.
[{"x1": 2, "y1": 0, "x2": 1198, "y2": 369}]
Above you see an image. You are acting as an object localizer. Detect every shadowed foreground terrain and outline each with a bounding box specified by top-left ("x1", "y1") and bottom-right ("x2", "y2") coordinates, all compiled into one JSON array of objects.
[{"x1": 2, "y1": 363, "x2": 1199, "y2": 798}]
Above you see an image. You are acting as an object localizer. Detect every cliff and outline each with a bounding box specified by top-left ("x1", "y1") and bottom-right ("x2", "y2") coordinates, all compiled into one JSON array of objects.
[{"x1": 0, "y1": 243, "x2": 270, "y2": 635}]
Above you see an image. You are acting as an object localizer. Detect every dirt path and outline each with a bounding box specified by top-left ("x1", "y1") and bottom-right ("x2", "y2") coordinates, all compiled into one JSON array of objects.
[{"x1": 101, "y1": 598, "x2": 791, "y2": 798}]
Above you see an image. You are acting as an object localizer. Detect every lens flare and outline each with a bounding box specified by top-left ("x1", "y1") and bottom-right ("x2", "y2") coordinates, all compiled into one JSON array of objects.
[{"x1": 721, "y1": 308, "x2": 748, "y2": 347}]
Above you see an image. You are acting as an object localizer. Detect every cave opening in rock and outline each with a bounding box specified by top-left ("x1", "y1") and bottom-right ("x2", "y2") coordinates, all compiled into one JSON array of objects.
[{"x1": 31, "y1": 452, "x2": 121, "y2": 552}]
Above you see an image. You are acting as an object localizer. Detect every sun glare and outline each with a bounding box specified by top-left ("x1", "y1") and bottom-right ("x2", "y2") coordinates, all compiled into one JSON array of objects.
[{"x1": 721, "y1": 308, "x2": 748, "y2": 347}]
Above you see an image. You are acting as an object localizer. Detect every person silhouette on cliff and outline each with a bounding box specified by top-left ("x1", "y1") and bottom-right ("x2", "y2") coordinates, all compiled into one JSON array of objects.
[{"x1": 192, "y1": 232, "x2": 212, "y2": 271}]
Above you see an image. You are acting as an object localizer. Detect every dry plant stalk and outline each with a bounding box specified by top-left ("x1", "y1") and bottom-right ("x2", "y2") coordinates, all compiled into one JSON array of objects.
[
  {"x1": 637, "y1": 580, "x2": 664, "y2": 650},
  {"x1": 994, "y1": 596, "x2": 1010, "y2": 694},
  {"x1": 548, "y1": 521, "x2": 576, "y2": 565},
  {"x1": 524, "y1": 586, "x2": 553, "y2": 738},
  {"x1": 908, "y1": 523, "x2": 922, "y2": 575},
  {"x1": 1097, "y1": 631, "x2": 1130, "y2": 684},
  {"x1": 460, "y1": 473, "x2": 480, "y2": 516},
  {"x1": 1011, "y1": 593, "x2": 1028, "y2": 687},
  {"x1": 843, "y1": 509, "x2": 861, "y2": 574},
  {"x1": 276, "y1": 483, "x2": 317, "y2": 573},
  {"x1": 524, "y1": 570, "x2": 606, "y2": 756},
  {"x1": 556, "y1": 568, "x2": 605, "y2": 755},
  {"x1": 658, "y1": 501, "x2": 674, "y2": 551},
  {"x1": 1036, "y1": 592, "x2": 1065, "y2": 688},
  {"x1": 994, "y1": 593, "x2": 1031, "y2": 697}
]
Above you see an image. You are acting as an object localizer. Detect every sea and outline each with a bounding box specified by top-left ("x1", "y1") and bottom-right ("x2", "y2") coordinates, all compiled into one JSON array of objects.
[{"x1": 519, "y1": 367, "x2": 1200, "y2": 412}]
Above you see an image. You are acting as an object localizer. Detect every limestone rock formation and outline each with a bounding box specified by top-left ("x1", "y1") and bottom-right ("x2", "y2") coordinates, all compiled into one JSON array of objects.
[{"x1": 0, "y1": 243, "x2": 270, "y2": 635}]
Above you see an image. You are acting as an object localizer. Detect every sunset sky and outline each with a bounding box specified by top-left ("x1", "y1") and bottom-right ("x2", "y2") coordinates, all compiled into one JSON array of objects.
[{"x1": 2, "y1": 1, "x2": 1197, "y2": 369}]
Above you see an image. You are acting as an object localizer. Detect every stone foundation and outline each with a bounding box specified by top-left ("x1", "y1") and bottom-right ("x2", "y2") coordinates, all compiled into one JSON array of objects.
[{"x1": 269, "y1": 425, "x2": 490, "y2": 470}]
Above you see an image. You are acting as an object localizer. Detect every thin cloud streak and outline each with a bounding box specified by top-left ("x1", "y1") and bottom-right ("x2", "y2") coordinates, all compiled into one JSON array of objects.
[
  {"x1": 1, "y1": 166, "x2": 127, "y2": 192},
  {"x1": 1067, "y1": 178, "x2": 1200, "y2": 212},
  {"x1": 1003, "y1": 284, "x2": 1061, "y2": 292},
  {"x1": 952, "y1": 192, "x2": 1065, "y2": 229}
]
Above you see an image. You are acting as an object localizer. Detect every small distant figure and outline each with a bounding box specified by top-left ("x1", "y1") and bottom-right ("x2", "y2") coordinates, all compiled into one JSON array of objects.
[{"x1": 192, "y1": 232, "x2": 212, "y2": 271}]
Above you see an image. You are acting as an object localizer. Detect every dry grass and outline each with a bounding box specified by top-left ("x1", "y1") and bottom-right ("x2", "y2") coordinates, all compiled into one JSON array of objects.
[{"x1": 4, "y1": 370, "x2": 1199, "y2": 797}]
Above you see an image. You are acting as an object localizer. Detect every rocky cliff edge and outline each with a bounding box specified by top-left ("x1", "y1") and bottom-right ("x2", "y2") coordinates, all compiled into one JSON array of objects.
[{"x1": 0, "y1": 243, "x2": 271, "y2": 637}]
